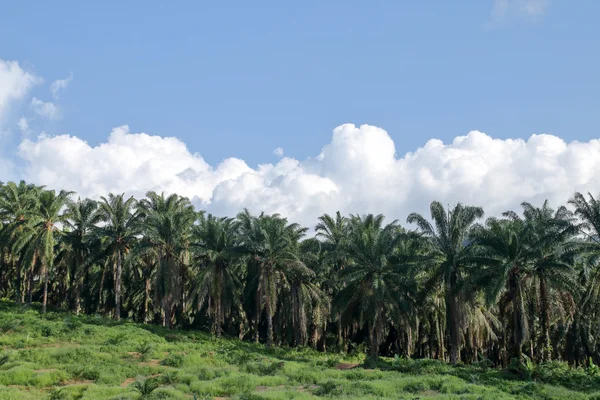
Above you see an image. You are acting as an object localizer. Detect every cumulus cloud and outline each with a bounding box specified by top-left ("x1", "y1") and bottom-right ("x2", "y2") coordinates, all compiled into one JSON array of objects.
[
  {"x1": 15, "y1": 123, "x2": 600, "y2": 228},
  {"x1": 0, "y1": 60, "x2": 41, "y2": 126},
  {"x1": 31, "y1": 97, "x2": 60, "y2": 120},
  {"x1": 491, "y1": 0, "x2": 549, "y2": 23},
  {"x1": 50, "y1": 73, "x2": 73, "y2": 99},
  {"x1": 273, "y1": 147, "x2": 284, "y2": 157}
]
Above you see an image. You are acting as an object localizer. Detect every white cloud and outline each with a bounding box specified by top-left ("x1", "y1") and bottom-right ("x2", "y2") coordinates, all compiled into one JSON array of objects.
[
  {"x1": 15, "y1": 123, "x2": 600, "y2": 228},
  {"x1": 17, "y1": 117, "x2": 28, "y2": 133},
  {"x1": 0, "y1": 59, "x2": 41, "y2": 126},
  {"x1": 31, "y1": 97, "x2": 60, "y2": 120},
  {"x1": 50, "y1": 73, "x2": 73, "y2": 99},
  {"x1": 491, "y1": 0, "x2": 549, "y2": 23},
  {"x1": 273, "y1": 147, "x2": 284, "y2": 157}
]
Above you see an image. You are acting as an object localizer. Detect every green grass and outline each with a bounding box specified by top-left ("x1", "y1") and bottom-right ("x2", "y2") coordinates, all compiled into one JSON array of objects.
[{"x1": 0, "y1": 301, "x2": 599, "y2": 399}]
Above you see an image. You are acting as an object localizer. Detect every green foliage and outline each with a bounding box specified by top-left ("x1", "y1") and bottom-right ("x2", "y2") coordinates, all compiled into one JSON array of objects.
[
  {"x1": 131, "y1": 376, "x2": 161, "y2": 395},
  {"x1": 136, "y1": 341, "x2": 154, "y2": 361},
  {"x1": 0, "y1": 301, "x2": 598, "y2": 399},
  {"x1": 161, "y1": 353, "x2": 185, "y2": 368},
  {"x1": 0, "y1": 353, "x2": 10, "y2": 367}
]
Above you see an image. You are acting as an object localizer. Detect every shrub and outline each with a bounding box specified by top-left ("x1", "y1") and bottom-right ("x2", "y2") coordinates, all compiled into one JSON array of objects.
[
  {"x1": 0, "y1": 353, "x2": 10, "y2": 367},
  {"x1": 0, "y1": 319, "x2": 22, "y2": 334},
  {"x1": 242, "y1": 361, "x2": 284, "y2": 376},
  {"x1": 41, "y1": 325, "x2": 55, "y2": 337},
  {"x1": 313, "y1": 380, "x2": 342, "y2": 396},
  {"x1": 106, "y1": 333, "x2": 128, "y2": 345},
  {"x1": 162, "y1": 353, "x2": 185, "y2": 368}
]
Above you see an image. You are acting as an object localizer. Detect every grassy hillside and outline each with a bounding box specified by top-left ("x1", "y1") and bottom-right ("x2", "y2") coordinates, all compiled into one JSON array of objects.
[{"x1": 1, "y1": 302, "x2": 599, "y2": 399}]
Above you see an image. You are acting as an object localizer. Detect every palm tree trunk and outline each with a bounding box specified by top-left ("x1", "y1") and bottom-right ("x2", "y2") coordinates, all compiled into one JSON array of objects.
[
  {"x1": 144, "y1": 277, "x2": 150, "y2": 323},
  {"x1": 446, "y1": 277, "x2": 461, "y2": 365},
  {"x1": 74, "y1": 282, "x2": 81, "y2": 315},
  {"x1": 437, "y1": 313, "x2": 445, "y2": 361},
  {"x1": 337, "y1": 313, "x2": 344, "y2": 350},
  {"x1": 115, "y1": 251, "x2": 122, "y2": 320},
  {"x1": 216, "y1": 268, "x2": 223, "y2": 337},
  {"x1": 27, "y1": 264, "x2": 34, "y2": 304},
  {"x1": 215, "y1": 295, "x2": 222, "y2": 338},
  {"x1": 254, "y1": 288, "x2": 261, "y2": 343},
  {"x1": 98, "y1": 265, "x2": 106, "y2": 313},
  {"x1": 539, "y1": 277, "x2": 551, "y2": 361},
  {"x1": 369, "y1": 315, "x2": 382, "y2": 360},
  {"x1": 42, "y1": 263, "x2": 49, "y2": 314},
  {"x1": 15, "y1": 260, "x2": 22, "y2": 304},
  {"x1": 179, "y1": 260, "x2": 185, "y2": 326},
  {"x1": 265, "y1": 296, "x2": 274, "y2": 349},
  {"x1": 511, "y1": 272, "x2": 525, "y2": 359}
]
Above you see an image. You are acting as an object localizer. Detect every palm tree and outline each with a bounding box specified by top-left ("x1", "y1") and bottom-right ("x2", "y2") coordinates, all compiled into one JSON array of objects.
[
  {"x1": 407, "y1": 202, "x2": 484, "y2": 364},
  {"x1": 522, "y1": 202, "x2": 577, "y2": 361},
  {"x1": 95, "y1": 193, "x2": 142, "y2": 320},
  {"x1": 316, "y1": 212, "x2": 349, "y2": 349},
  {"x1": 192, "y1": 214, "x2": 241, "y2": 337},
  {"x1": 16, "y1": 189, "x2": 73, "y2": 313},
  {"x1": 566, "y1": 192, "x2": 600, "y2": 364},
  {"x1": 470, "y1": 216, "x2": 532, "y2": 361},
  {"x1": 279, "y1": 237, "x2": 329, "y2": 348},
  {"x1": 137, "y1": 191, "x2": 195, "y2": 327},
  {"x1": 334, "y1": 214, "x2": 415, "y2": 360},
  {"x1": 63, "y1": 198, "x2": 99, "y2": 314},
  {"x1": 0, "y1": 181, "x2": 42, "y2": 303},
  {"x1": 237, "y1": 209, "x2": 310, "y2": 348},
  {"x1": 472, "y1": 202, "x2": 576, "y2": 362}
]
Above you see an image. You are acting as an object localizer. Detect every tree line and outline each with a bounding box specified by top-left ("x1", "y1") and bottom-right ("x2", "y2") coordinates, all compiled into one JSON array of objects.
[{"x1": 1, "y1": 180, "x2": 600, "y2": 367}]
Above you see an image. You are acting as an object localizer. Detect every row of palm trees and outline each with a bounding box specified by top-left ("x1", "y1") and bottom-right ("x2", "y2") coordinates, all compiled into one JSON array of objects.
[{"x1": 1, "y1": 180, "x2": 600, "y2": 366}]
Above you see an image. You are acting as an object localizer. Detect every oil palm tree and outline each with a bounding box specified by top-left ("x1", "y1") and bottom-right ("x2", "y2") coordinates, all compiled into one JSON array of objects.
[
  {"x1": 94, "y1": 193, "x2": 142, "y2": 320},
  {"x1": 522, "y1": 201, "x2": 577, "y2": 361},
  {"x1": 316, "y1": 211, "x2": 349, "y2": 349},
  {"x1": 470, "y1": 216, "x2": 533, "y2": 361},
  {"x1": 566, "y1": 192, "x2": 600, "y2": 364},
  {"x1": 137, "y1": 191, "x2": 195, "y2": 327},
  {"x1": 407, "y1": 201, "x2": 484, "y2": 364},
  {"x1": 63, "y1": 198, "x2": 99, "y2": 314},
  {"x1": 237, "y1": 209, "x2": 310, "y2": 348},
  {"x1": 0, "y1": 181, "x2": 43, "y2": 303},
  {"x1": 334, "y1": 214, "x2": 415, "y2": 360},
  {"x1": 16, "y1": 189, "x2": 73, "y2": 313},
  {"x1": 192, "y1": 214, "x2": 241, "y2": 337}
]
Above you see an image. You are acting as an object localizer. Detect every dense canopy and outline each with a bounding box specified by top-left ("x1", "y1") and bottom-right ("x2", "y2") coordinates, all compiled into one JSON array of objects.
[{"x1": 1, "y1": 180, "x2": 600, "y2": 367}]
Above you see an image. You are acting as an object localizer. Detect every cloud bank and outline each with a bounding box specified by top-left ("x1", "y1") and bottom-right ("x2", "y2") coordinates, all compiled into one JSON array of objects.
[{"x1": 15, "y1": 124, "x2": 600, "y2": 227}]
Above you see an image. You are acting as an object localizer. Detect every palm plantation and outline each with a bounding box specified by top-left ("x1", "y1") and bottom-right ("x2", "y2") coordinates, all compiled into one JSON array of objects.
[{"x1": 3, "y1": 180, "x2": 600, "y2": 368}]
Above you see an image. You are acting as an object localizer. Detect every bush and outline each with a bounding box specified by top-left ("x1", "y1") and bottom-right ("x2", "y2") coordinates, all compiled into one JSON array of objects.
[
  {"x1": 242, "y1": 361, "x2": 284, "y2": 376},
  {"x1": 41, "y1": 325, "x2": 55, "y2": 337},
  {"x1": 313, "y1": 380, "x2": 342, "y2": 396},
  {"x1": 161, "y1": 353, "x2": 185, "y2": 368}
]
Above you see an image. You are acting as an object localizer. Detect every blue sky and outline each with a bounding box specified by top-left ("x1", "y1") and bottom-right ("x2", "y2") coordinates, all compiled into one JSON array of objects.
[
  {"x1": 2, "y1": 0, "x2": 599, "y2": 166},
  {"x1": 2, "y1": 1, "x2": 600, "y2": 225}
]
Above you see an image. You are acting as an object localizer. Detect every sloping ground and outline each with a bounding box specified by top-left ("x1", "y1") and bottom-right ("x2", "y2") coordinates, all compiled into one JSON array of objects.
[{"x1": 0, "y1": 301, "x2": 599, "y2": 399}]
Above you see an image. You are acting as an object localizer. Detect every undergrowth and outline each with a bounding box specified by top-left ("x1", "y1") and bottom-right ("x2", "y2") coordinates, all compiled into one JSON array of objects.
[{"x1": 0, "y1": 300, "x2": 598, "y2": 399}]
